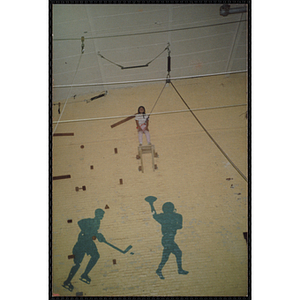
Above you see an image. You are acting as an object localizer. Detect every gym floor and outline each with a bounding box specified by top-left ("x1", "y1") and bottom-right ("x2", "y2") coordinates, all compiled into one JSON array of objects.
[{"x1": 51, "y1": 72, "x2": 249, "y2": 296}]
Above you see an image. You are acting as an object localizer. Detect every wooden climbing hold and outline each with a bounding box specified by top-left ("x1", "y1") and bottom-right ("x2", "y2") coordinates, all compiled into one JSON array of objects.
[
  {"x1": 75, "y1": 186, "x2": 86, "y2": 192},
  {"x1": 53, "y1": 133, "x2": 74, "y2": 137},
  {"x1": 114, "y1": 148, "x2": 118, "y2": 154},
  {"x1": 53, "y1": 174, "x2": 71, "y2": 180},
  {"x1": 105, "y1": 205, "x2": 109, "y2": 209},
  {"x1": 80, "y1": 145, "x2": 84, "y2": 149},
  {"x1": 119, "y1": 179, "x2": 123, "y2": 185},
  {"x1": 243, "y1": 232, "x2": 248, "y2": 243}
]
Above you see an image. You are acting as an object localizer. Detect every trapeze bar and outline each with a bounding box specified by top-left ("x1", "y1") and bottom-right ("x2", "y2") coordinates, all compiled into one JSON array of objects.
[{"x1": 121, "y1": 64, "x2": 149, "y2": 70}]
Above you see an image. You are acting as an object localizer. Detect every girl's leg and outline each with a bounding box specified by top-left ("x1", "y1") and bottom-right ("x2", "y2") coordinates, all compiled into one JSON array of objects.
[
  {"x1": 144, "y1": 130, "x2": 151, "y2": 144},
  {"x1": 138, "y1": 131, "x2": 143, "y2": 144}
]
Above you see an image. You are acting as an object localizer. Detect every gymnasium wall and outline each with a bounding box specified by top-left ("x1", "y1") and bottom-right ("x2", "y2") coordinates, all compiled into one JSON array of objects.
[{"x1": 51, "y1": 72, "x2": 248, "y2": 297}]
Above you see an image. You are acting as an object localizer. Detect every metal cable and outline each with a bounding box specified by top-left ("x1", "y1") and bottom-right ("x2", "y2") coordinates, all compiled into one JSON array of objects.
[
  {"x1": 97, "y1": 43, "x2": 169, "y2": 69},
  {"x1": 52, "y1": 53, "x2": 83, "y2": 134},
  {"x1": 170, "y1": 81, "x2": 248, "y2": 183},
  {"x1": 53, "y1": 70, "x2": 247, "y2": 89},
  {"x1": 52, "y1": 104, "x2": 246, "y2": 124},
  {"x1": 147, "y1": 82, "x2": 167, "y2": 119}
]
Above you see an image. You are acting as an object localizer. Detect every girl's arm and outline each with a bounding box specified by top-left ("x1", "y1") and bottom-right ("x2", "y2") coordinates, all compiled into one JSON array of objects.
[{"x1": 145, "y1": 119, "x2": 149, "y2": 131}]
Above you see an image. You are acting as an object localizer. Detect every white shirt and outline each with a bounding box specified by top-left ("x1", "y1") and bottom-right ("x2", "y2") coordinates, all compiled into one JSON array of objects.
[{"x1": 135, "y1": 114, "x2": 149, "y2": 126}]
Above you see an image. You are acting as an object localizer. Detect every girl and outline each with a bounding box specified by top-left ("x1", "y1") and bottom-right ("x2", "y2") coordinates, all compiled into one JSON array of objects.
[{"x1": 135, "y1": 106, "x2": 151, "y2": 146}]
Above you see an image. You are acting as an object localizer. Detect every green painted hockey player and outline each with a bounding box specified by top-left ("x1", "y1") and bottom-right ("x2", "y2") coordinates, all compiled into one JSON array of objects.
[{"x1": 62, "y1": 209, "x2": 106, "y2": 291}]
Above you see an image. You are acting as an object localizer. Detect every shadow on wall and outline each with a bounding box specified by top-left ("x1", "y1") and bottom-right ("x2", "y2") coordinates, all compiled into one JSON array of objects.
[
  {"x1": 62, "y1": 197, "x2": 188, "y2": 293},
  {"x1": 62, "y1": 209, "x2": 106, "y2": 291},
  {"x1": 145, "y1": 196, "x2": 189, "y2": 280},
  {"x1": 62, "y1": 208, "x2": 133, "y2": 292}
]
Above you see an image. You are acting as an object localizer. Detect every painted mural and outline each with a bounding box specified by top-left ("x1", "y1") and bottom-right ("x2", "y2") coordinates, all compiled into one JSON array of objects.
[{"x1": 51, "y1": 3, "x2": 249, "y2": 297}]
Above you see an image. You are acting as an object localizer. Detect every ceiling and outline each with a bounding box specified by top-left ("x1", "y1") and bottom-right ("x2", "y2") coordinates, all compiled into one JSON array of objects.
[{"x1": 51, "y1": 3, "x2": 248, "y2": 102}]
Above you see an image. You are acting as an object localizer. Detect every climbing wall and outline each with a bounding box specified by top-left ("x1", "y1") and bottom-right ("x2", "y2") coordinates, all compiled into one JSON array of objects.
[{"x1": 51, "y1": 72, "x2": 248, "y2": 297}]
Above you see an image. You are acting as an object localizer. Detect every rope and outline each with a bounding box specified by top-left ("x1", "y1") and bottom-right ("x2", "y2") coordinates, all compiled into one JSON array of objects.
[
  {"x1": 53, "y1": 53, "x2": 83, "y2": 134},
  {"x1": 146, "y1": 81, "x2": 167, "y2": 121},
  {"x1": 170, "y1": 81, "x2": 248, "y2": 183},
  {"x1": 97, "y1": 52, "x2": 123, "y2": 69},
  {"x1": 146, "y1": 43, "x2": 170, "y2": 65},
  {"x1": 145, "y1": 45, "x2": 170, "y2": 120}
]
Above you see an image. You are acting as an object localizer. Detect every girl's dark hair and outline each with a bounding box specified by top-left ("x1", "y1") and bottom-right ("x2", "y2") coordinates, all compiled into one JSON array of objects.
[{"x1": 138, "y1": 106, "x2": 146, "y2": 114}]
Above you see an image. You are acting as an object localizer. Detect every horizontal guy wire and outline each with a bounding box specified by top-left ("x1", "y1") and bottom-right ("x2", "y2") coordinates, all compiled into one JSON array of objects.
[{"x1": 52, "y1": 103, "x2": 246, "y2": 124}]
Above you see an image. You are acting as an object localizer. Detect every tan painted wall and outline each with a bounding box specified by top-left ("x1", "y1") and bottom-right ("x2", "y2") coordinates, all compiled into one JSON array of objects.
[{"x1": 52, "y1": 72, "x2": 248, "y2": 297}]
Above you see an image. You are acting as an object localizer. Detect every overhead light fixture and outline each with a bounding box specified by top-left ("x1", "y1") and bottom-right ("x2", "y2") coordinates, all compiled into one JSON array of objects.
[{"x1": 220, "y1": 5, "x2": 247, "y2": 17}]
